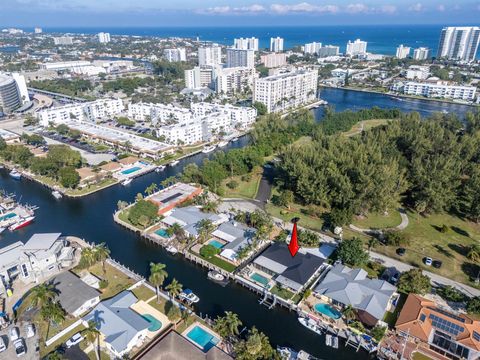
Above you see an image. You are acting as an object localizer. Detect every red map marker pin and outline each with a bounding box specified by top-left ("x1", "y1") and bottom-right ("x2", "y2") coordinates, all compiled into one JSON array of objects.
[{"x1": 289, "y1": 218, "x2": 300, "y2": 257}]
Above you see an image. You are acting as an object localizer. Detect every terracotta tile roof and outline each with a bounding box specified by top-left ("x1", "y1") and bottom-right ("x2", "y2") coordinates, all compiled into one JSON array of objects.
[
  {"x1": 76, "y1": 167, "x2": 96, "y2": 181},
  {"x1": 396, "y1": 294, "x2": 480, "y2": 351},
  {"x1": 100, "y1": 162, "x2": 122, "y2": 172},
  {"x1": 118, "y1": 156, "x2": 139, "y2": 165}
]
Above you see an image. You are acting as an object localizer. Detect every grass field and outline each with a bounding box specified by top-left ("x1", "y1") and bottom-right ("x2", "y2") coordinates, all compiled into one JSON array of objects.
[
  {"x1": 222, "y1": 167, "x2": 262, "y2": 199},
  {"x1": 352, "y1": 210, "x2": 402, "y2": 229},
  {"x1": 342, "y1": 119, "x2": 391, "y2": 137}
]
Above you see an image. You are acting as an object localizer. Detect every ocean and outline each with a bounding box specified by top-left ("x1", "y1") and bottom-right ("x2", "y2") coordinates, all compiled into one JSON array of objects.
[{"x1": 35, "y1": 24, "x2": 479, "y2": 57}]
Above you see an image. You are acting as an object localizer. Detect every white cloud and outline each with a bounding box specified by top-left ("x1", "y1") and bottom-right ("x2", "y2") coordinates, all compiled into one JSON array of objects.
[
  {"x1": 270, "y1": 2, "x2": 339, "y2": 14},
  {"x1": 346, "y1": 3, "x2": 369, "y2": 13},
  {"x1": 200, "y1": 4, "x2": 267, "y2": 15},
  {"x1": 408, "y1": 2, "x2": 424, "y2": 12},
  {"x1": 437, "y1": 4, "x2": 445, "y2": 11},
  {"x1": 380, "y1": 5, "x2": 397, "y2": 14}
]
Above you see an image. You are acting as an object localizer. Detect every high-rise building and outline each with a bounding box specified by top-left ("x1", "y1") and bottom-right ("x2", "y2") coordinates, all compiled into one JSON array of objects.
[
  {"x1": 97, "y1": 32, "x2": 111, "y2": 44},
  {"x1": 0, "y1": 74, "x2": 21, "y2": 114},
  {"x1": 184, "y1": 66, "x2": 215, "y2": 89},
  {"x1": 53, "y1": 36, "x2": 73, "y2": 45},
  {"x1": 12, "y1": 73, "x2": 29, "y2": 104},
  {"x1": 437, "y1": 26, "x2": 480, "y2": 62},
  {"x1": 164, "y1": 48, "x2": 187, "y2": 62},
  {"x1": 270, "y1": 37, "x2": 284, "y2": 52},
  {"x1": 260, "y1": 53, "x2": 287, "y2": 68},
  {"x1": 317, "y1": 45, "x2": 340, "y2": 58},
  {"x1": 253, "y1": 68, "x2": 318, "y2": 113},
  {"x1": 346, "y1": 39, "x2": 368, "y2": 56},
  {"x1": 34, "y1": 27, "x2": 42, "y2": 34},
  {"x1": 215, "y1": 67, "x2": 257, "y2": 94},
  {"x1": 198, "y1": 46, "x2": 222, "y2": 66},
  {"x1": 304, "y1": 42, "x2": 322, "y2": 55},
  {"x1": 396, "y1": 45, "x2": 411, "y2": 59},
  {"x1": 226, "y1": 48, "x2": 255, "y2": 68},
  {"x1": 233, "y1": 37, "x2": 259, "y2": 51},
  {"x1": 413, "y1": 47, "x2": 430, "y2": 61}
]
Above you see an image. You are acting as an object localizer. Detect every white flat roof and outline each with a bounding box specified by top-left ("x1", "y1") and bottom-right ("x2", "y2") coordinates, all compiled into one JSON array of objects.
[{"x1": 0, "y1": 128, "x2": 20, "y2": 141}]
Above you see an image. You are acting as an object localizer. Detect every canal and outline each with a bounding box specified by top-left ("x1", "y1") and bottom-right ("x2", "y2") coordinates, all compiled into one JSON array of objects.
[{"x1": 0, "y1": 88, "x2": 477, "y2": 359}]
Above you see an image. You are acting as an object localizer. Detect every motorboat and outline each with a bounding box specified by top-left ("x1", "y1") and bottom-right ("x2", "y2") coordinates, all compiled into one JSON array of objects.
[
  {"x1": 332, "y1": 336, "x2": 339, "y2": 349},
  {"x1": 202, "y1": 145, "x2": 216, "y2": 153},
  {"x1": 325, "y1": 334, "x2": 332, "y2": 347},
  {"x1": 166, "y1": 245, "x2": 178, "y2": 255},
  {"x1": 155, "y1": 165, "x2": 166, "y2": 172},
  {"x1": 277, "y1": 347, "x2": 298, "y2": 360},
  {"x1": 298, "y1": 316, "x2": 322, "y2": 335},
  {"x1": 179, "y1": 289, "x2": 200, "y2": 303},
  {"x1": 9, "y1": 170, "x2": 21, "y2": 180},
  {"x1": 52, "y1": 190, "x2": 63, "y2": 200},
  {"x1": 207, "y1": 270, "x2": 225, "y2": 282},
  {"x1": 121, "y1": 179, "x2": 132, "y2": 186},
  {"x1": 169, "y1": 160, "x2": 180, "y2": 166},
  {"x1": 9, "y1": 216, "x2": 35, "y2": 231},
  {"x1": 217, "y1": 140, "x2": 228, "y2": 147},
  {"x1": 231, "y1": 137, "x2": 239, "y2": 142}
]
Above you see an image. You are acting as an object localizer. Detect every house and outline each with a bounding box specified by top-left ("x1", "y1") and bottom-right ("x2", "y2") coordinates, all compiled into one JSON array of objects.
[
  {"x1": 314, "y1": 264, "x2": 397, "y2": 326},
  {"x1": 135, "y1": 330, "x2": 233, "y2": 360},
  {"x1": 252, "y1": 242, "x2": 325, "y2": 293},
  {"x1": 211, "y1": 220, "x2": 256, "y2": 262},
  {"x1": 0, "y1": 233, "x2": 75, "y2": 295},
  {"x1": 395, "y1": 294, "x2": 480, "y2": 360},
  {"x1": 82, "y1": 290, "x2": 150, "y2": 357},
  {"x1": 148, "y1": 183, "x2": 203, "y2": 215},
  {"x1": 162, "y1": 206, "x2": 226, "y2": 237},
  {"x1": 49, "y1": 271, "x2": 100, "y2": 317}
]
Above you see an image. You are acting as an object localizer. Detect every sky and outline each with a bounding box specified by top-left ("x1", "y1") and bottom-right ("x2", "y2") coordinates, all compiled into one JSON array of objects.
[{"x1": 1, "y1": 0, "x2": 480, "y2": 27}]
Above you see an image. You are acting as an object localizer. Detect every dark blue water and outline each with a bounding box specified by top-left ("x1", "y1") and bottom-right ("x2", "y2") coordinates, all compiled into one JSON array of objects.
[
  {"x1": 35, "y1": 24, "x2": 479, "y2": 57},
  {"x1": 0, "y1": 88, "x2": 476, "y2": 358}
]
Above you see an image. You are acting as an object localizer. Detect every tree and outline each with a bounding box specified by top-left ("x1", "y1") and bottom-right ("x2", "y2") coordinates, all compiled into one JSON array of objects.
[
  {"x1": 166, "y1": 278, "x2": 183, "y2": 299},
  {"x1": 467, "y1": 244, "x2": 480, "y2": 262},
  {"x1": 397, "y1": 269, "x2": 431, "y2": 295},
  {"x1": 234, "y1": 327, "x2": 275, "y2": 360},
  {"x1": 58, "y1": 167, "x2": 80, "y2": 188},
  {"x1": 342, "y1": 305, "x2": 357, "y2": 321},
  {"x1": 202, "y1": 201, "x2": 219, "y2": 214},
  {"x1": 117, "y1": 200, "x2": 128, "y2": 211},
  {"x1": 383, "y1": 230, "x2": 410, "y2": 246},
  {"x1": 149, "y1": 262, "x2": 168, "y2": 303},
  {"x1": 467, "y1": 297, "x2": 480, "y2": 314},
  {"x1": 165, "y1": 300, "x2": 181, "y2": 321},
  {"x1": 253, "y1": 101, "x2": 267, "y2": 116},
  {"x1": 371, "y1": 326, "x2": 387, "y2": 342},
  {"x1": 200, "y1": 244, "x2": 220, "y2": 259},
  {"x1": 80, "y1": 247, "x2": 97, "y2": 269},
  {"x1": 273, "y1": 190, "x2": 294, "y2": 209},
  {"x1": 94, "y1": 243, "x2": 110, "y2": 274},
  {"x1": 82, "y1": 320, "x2": 101, "y2": 360},
  {"x1": 128, "y1": 200, "x2": 158, "y2": 227},
  {"x1": 197, "y1": 219, "x2": 215, "y2": 244},
  {"x1": 337, "y1": 238, "x2": 369, "y2": 266},
  {"x1": 41, "y1": 301, "x2": 65, "y2": 338},
  {"x1": 30, "y1": 283, "x2": 57, "y2": 308},
  {"x1": 214, "y1": 311, "x2": 243, "y2": 339},
  {"x1": 145, "y1": 183, "x2": 158, "y2": 196}
]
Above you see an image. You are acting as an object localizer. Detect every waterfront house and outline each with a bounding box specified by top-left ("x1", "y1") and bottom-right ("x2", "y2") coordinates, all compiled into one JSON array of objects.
[
  {"x1": 148, "y1": 183, "x2": 203, "y2": 215},
  {"x1": 395, "y1": 294, "x2": 480, "y2": 360},
  {"x1": 82, "y1": 290, "x2": 150, "y2": 358},
  {"x1": 135, "y1": 330, "x2": 233, "y2": 360},
  {"x1": 0, "y1": 233, "x2": 75, "y2": 295},
  {"x1": 314, "y1": 264, "x2": 397, "y2": 326},
  {"x1": 162, "y1": 206, "x2": 227, "y2": 238},
  {"x1": 211, "y1": 220, "x2": 256, "y2": 262},
  {"x1": 252, "y1": 242, "x2": 325, "y2": 293},
  {"x1": 49, "y1": 270, "x2": 100, "y2": 317}
]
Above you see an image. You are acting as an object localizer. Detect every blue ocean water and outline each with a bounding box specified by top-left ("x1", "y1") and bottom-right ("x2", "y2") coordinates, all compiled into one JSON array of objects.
[{"x1": 37, "y1": 24, "x2": 474, "y2": 56}]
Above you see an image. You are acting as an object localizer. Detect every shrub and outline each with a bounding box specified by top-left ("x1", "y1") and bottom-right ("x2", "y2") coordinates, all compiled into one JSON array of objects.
[
  {"x1": 440, "y1": 224, "x2": 449, "y2": 233},
  {"x1": 436, "y1": 285, "x2": 467, "y2": 303},
  {"x1": 371, "y1": 326, "x2": 387, "y2": 342},
  {"x1": 241, "y1": 174, "x2": 252, "y2": 182},
  {"x1": 200, "y1": 244, "x2": 220, "y2": 259},
  {"x1": 128, "y1": 199, "x2": 159, "y2": 227},
  {"x1": 226, "y1": 180, "x2": 239, "y2": 189},
  {"x1": 383, "y1": 230, "x2": 410, "y2": 246},
  {"x1": 337, "y1": 238, "x2": 369, "y2": 266},
  {"x1": 467, "y1": 297, "x2": 480, "y2": 314},
  {"x1": 397, "y1": 269, "x2": 431, "y2": 295},
  {"x1": 99, "y1": 279, "x2": 109, "y2": 289},
  {"x1": 165, "y1": 300, "x2": 181, "y2": 320}
]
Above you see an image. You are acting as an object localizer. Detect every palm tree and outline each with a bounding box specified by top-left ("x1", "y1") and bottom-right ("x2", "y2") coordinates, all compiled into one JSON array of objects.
[
  {"x1": 467, "y1": 244, "x2": 480, "y2": 262},
  {"x1": 145, "y1": 183, "x2": 158, "y2": 196},
  {"x1": 82, "y1": 320, "x2": 101, "y2": 360},
  {"x1": 149, "y1": 262, "x2": 168, "y2": 303},
  {"x1": 94, "y1": 243, "x2": 110, "y2": 274},
  {"x1": 197, "y1": 219, "x2": 215, "y2": 244},
  {"x1": 41, "y1": 301, "x2": 66, "y2": 339},
  {"x1": 342, "y1": 305, "x2": 357, "y2": 321},
  {"x1": 166, "y1": 278, "x2": 183, "y2": 299},
  {"x1": 30, "y1": 283, "x2": 57, "y2": 308},
  {"x1": 47, "y1": 350, "x2": 65, "y2": 360},
  {"x1": 80, "y1": 247, "x2": 97, "y2": 268},
  {"x1": 201, "y1": 201, "x2": 219, "y2": 214},
  {"x1": 223, "y1": 311, "x2": 242, "y2": 338},
  {"x1": 367, "y1": 237, "x2": 379, "y2": 251}
]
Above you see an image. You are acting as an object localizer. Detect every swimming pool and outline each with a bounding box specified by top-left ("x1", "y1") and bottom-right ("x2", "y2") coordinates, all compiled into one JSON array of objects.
[
  {"x1": 155, "y1": 229, "x2": 170, "y2": 238},
  {"x1": 0, "y1": 213, "x2": 16, "y2": 222},
  {"x1": 250, "y1": 272, "x2": 270, "y2": 288},
  {"x1": 209, "y1": 240, "x2": 224, "y2": 249},
  {"x1": 121, "y1": 166, "x2": 142, "y2": 175},
  {"x1": 186, "y1": 325, "x2": 219, "y2": 351},
  {"x1": 141, "y1": 314, "x2": 162, "y2": 332},
  {"x1": 314, "y1": 303, "x2": 342, "y2": 320}
]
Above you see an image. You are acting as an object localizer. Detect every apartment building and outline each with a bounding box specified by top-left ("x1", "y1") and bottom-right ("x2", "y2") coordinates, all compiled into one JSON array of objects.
[
  {"x1": 392, "y1": 81, "x2": 476, "y2": 101},
  {"x1": 198, "y1": 46, "x2": 222, "y2": 66},
  {"x1": 157, "y1": 121, "x2": 204, "y2": 145},
  {"x1": 226, "y1": 48, "x2": 255, "y2": 68},
  {"x1": 233, "y1": 37, "x2": 259, "y2": 51},
  {"x1": 53, "y1": 36, "x2": 73, "y2": 45},
  {"x1": 317, "y1": 45, "x2": 340, "y2": 58},
  {"x1": 164, "y1": 48, "x2": 187, "y2": 62},
  {"x1": 191, "y1": 102, "x2": 257, "y2": 129},
  {"x1": 346, "y1": 39, "x2": 368, "y2": 56},
  {"x1": 270, "y1": 37, "x2": 284, "y2": 52},
  {"x1": 98, "y1": 32, "x2": 111, "y2": 43},
  {"x1": 413, "y1": 47, "x2": 430, "y2": 60},
  {"x1": 396, "y1": 44, "x2": 411, "y2": 59},
  {"x1": 437, "y1": 27, "x2": 480, "y2": 62},
  {"x1": 304, "y1": 42, "x2": 322, "y2": 55},
  {"x1": 260, "y1": 53, "x2": 287, "y2": 68},
  {"x1": 405, "y1": 65, "x2": 430, "y2": 80},
  {"x1": 184, "y1": 66, "x2": 215, "y2": 89},
  {"x1": 127, "y1": 103, "x2": 192, "y2": 124},
  {"x1": 215, "y1": 67, "x2": 256, "y2": 94}
]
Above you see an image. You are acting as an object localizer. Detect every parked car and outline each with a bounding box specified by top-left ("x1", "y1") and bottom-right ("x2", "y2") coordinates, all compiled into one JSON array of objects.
[
  {"x1": 9, "y1": 327, "x2": 19, "y2": 341},
  {"x1": 0, "y1": 336, "x2": 6, "y2": 352},
  {"x1": 396, "y1": 248, "x2": 406, "y2": 256},
  {"x1": 25, "y1": 324, "x2": 35, "y2": 338},
  {"x1": 13, "y1": 338, "x2": 26, "y2": 357},
  {"x1": 432, "y1": 260, "x2": 443, "y2": 269},
  {"x1": 424, "y1": 257, "x2": 433, "y2": 266},
  {"x1": 66, "y1": 333, "x2": 84, "y2": 348},
  {"x1": 390, "y1": 272, "x2": 400, "y2": 284}
]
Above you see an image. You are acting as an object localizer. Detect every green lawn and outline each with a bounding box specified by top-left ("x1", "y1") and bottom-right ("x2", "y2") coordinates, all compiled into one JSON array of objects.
[
  {"x1": 66, "y1": 178, "x2": 118, "y2": 196},
  {"x1": 352, "y1": 209, "x2": 402, "y2": 229},
  {"x1": 202, "y1": 254, "x2": 236, "y2": 273},
  {"x1": 270, "y1": 285, "x2": 295, "y2": 300},
  {"x1": 342, "y1": 119, "x2": 390, "y2": 137},
  {"x1": 222, "y1": 168, "x2": 262, "y2": 199},
  {"x1": 131, "y1": 285, "x2": 156, "y2": 301},
  {"x1": 372, "y1": 210, "x2": 480, "y2": 286}
]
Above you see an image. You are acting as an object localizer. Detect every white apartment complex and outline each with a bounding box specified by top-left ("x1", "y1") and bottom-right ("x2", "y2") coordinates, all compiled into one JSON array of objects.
[
  {"x1": 304, "y1": 42, "x2": 322, "y2": 55},
  {"x1": 405, "y1": 65, "x2": 430, "y2": 80},
  {"x1": 198, "y1": 46, "x2": 222, "y2": 66},
  {"x1": 98, "y1": 32, "x2": 111, "y2": 43},
  {"x1": 164, "y1": 48, "x2": 187, "y2": 62},
  {"x1": 128, "y1": 102, "x2": 192, "y2": 124},
  {"x1": 270, "y1": 37, "x2": 284, "y2": 52},
  {"x1": 413, "y1": 47, "x2": 430, "y2": 60},
  {"x1": 184, "y1": 66, "x2": 215, "y2": 89},
  {"x1": 234, "y1": 37, "x2": 259, "y2": 51},
  {"x1": 191, "y1": 102, "x2": 257, "y2": 128},
  {"x1": 53, "y1": 36, "x2": 73, "y2": 45},
  {"x1": 437, "y1": 27, "x2": 480, "y2": 62},
  {"x1": 226, "y1": 48, "x2": 255, "y2": 68},
  {"x1": 37, "y1": 99, "x2": 124, "y2": 125},
  {"x1": 396, "y1": 45, "x2": 411, "y2": 59},
  {"x1": 215, "y1": 67, "x2": 256, "y2": 94},
  {"x1": 346, "y1": 39, "x2": 368, "y2": 56},
  {"x1": 34, "y1": 27, "x2": 42, "y2": 34},
  {"x1": 157, "y1": 121, "x2": 204, "y2": 145},
  {"x1": 317, "y1": 45, "x2": 340, "y2": 58},
  {"x1": 253, "y1": 68, "x2": 318, "y2": 113},
  {"x1": 260, "y1": 53, "x2": 287, "y2": 68},
  {"x1": 392, "y1": 81, "x2": 476, "y2": 101}
]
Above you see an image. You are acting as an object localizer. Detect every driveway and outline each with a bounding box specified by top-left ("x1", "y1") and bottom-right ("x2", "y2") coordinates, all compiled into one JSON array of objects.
[
  {"x1": 255, "y1": 165, "x2": 274, "y2": 206},
  {"x1": 64, "y1": 344, "x2": 89, "y2": 360},
  {"x1": 0, "y1": 322, "x2": 39, "y2": 360}
]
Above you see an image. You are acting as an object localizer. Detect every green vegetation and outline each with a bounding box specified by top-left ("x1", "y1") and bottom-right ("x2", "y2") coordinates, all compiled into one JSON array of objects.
[
  {"x1": 412, "y1": 352, "x2": 434, "y2": 360},
  {"x1": 200, "y1": 244, "x2": 220, "y2": 258},
  {"x1": 371, "y1": 325, "x2": 387, "y2": 342},
  {"x1": 30, "y1": 79, "x2": 93, "y2": 97},
  {"x1": 131, "y1": 285, "x2": 156, "y2": 301},
  {"x1": 115, "y1": 116, "x2": 136, "y2": 126},
  {"x1": 467, "y1": 296, "x2": 480, "y2": 315},
  {"x1": 128, "y1": 200, "x2": 159, "y2": 228},
  {"x1": 337, "y1": 238, "x2": 369, "y2": 266},
  {"x1": 397, "y1": 269, "x2": 431, "y2": 295},
  {"x1": 270, "y1": 285, "x2": 295, "y2": 300},
  {"x1": 194, "y1": 249, "x2": 236, "y2": 272},
  {"x1": 436, "y1": 285, "x2": 467, "y2": 303},
  {"x1": 102, "y1": 77, "x2": 155, "y2": 96},
  {"x1": 221, "y1": 167, "x2": 262, "y2": 199},
  {"x1": 351, "y1": 210, "x2": 402, "y2": 229}
]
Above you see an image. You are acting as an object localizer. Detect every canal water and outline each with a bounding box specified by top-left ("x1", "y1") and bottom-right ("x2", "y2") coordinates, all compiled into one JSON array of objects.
[{"x1": 0, "y1": 88, "x2": 476, "y2": 359}]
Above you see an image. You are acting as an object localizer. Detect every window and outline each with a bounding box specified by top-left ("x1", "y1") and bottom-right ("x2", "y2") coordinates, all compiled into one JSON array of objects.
[{"x1": 419, "y1": 313, "x2": 426, "y2": 322}]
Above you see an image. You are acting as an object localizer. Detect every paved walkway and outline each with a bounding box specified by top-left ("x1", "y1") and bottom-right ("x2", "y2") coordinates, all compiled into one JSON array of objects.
[{"x1": 349, "y1": 208, "x2": 409, "y2": 234}]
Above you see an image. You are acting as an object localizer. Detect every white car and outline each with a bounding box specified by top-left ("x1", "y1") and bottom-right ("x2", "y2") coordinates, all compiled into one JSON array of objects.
[
  {"x1": 66, "y1": 333, "x2": 84, "y2": 348},
  {"x1": 9, "y1": 327, "x2": 19, "y2": 342},
  {"x1": 25, "y1": 324, "x2": 35, "y2": 338},
  {"x1": 13, "y1": 339, "x2": 26, "y2": 357},
  {"x1": 424, "y1": 257, "x2": 433, "y2": 266},
  {"x1": 0, "y1": 336, "x2": 6, "y2": 352}
]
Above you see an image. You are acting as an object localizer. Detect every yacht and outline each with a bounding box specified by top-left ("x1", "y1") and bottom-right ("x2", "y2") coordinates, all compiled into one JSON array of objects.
[
  {"x1": 169, "y1": 160, "x2": 180, "y2": 166},
  {"x1": 207, "y1": 270, "x2": 225, "y2": 282},
  {"x1": 298, "y1": 316, "x2": 322, "y2": 335},
  {"x1": 121, "y1": 179, "x2": 132, "y2": 186},
  {"x1": 179, "y1": 289, "x2": 200, "y2": 303},
  {"x1": 202, "y1": 145, "x2": 216, "y2": 153},
  {"x1": 9, "y1": 216, "x2": 35, "y2": 231},
  {"x1": 9, "y1": 170, "x2": 21, "y2": 180},
  {"x1": 52, "y1": 190, "x2": 63, "y2": 200},
  {"x1": 155, "y1": 165, "x2": 166, "y2": 172},
  {"x1": 217, "y1": 140, "x2": 228, "y2": 147}
]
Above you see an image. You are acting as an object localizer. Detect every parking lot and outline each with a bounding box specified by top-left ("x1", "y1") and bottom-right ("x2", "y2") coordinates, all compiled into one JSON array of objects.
[{"x1": 0, "y1": 322, "x2": 39, "y2": 360}]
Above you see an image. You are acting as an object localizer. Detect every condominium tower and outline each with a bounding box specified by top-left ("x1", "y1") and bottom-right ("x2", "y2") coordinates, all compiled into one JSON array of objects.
[
  {"x1": 233, "y1": 37, "x2": 259, "y2": 51},
  {"x1": 270, "y1": 37, "x2": 284, "y2": 52},
  {"x1": 437, "y1": 26, "x2": 480, "y2": 62},
  {"x1": 226, "y1": 48, "x2": 255, "y2": 68},
  {"x1": 198, "y1": 46, "x2": 222, "y2": 66},
  {"x1": 396, "y1": 45, "x2": 411, "y2": 59},
  {"x1": 346, "y1": 39, "x2": 368, "y2": 56}
]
